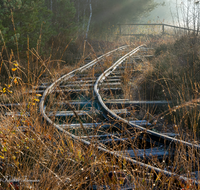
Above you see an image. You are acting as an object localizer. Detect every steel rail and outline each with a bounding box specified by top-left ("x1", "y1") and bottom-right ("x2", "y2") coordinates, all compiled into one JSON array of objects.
[
  {"x1": 39, "y1": 44, "x2": 183, "y2": 181},
  {"x1": 39, "y1": 45, "x2": 129, "y2": 146},
  {"x1": 39, "y1": 43, "x2": 199, "y2": 186},
  {"x1": 39, "y1": 45, "x2": 128, "y2": 97},
  {"x1": 94, "y1": 45, "x2": 200, "y2": 185}
]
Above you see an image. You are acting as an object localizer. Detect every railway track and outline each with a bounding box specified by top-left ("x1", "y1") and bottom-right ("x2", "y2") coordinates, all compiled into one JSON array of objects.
[
  {"x1": 1, "y1": 44, "x2": 200, "y2": 189},
  {"x1": 38, "y1": 44, "x2": 200, "y2": 189}
]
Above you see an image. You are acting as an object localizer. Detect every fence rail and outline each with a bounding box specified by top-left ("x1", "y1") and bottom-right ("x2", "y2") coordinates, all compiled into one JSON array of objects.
[{"x1": 118, "y1": 23, "x2": 198, "y2": 36}]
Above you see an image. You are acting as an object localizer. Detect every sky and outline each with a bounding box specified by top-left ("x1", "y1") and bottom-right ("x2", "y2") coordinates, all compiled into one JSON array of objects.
[{"x1": 139, "y1": 0, "x2": 196, "y2": 25}]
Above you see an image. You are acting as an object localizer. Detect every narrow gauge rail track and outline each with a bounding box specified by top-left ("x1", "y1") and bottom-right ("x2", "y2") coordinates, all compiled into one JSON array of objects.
[
  {"x1": 39, "y1": 45, "x2": 200, "y2": 189},
  {"x1": 2, "y1": 45, "x2": 199, "y2": 189}
]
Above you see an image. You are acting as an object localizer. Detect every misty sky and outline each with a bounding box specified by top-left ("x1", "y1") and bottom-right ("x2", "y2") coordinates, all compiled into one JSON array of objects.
[{"x1": 140, "y1": 0, "x2": 194, "y2": 24}]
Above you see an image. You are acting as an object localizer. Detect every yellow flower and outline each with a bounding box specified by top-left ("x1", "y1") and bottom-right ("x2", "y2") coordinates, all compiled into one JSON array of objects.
[
  {"x1": 12, "y1": 68, "x2": 17, "y2": 71},
  {"x1": 13, "y1": 78, "x2": 18, "y2": 84},
  {"x1": 7, "y1": 90, "x2": 12, "y2": 94}
]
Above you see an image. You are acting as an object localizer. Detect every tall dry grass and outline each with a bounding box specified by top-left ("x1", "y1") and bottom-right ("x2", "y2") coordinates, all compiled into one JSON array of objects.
[{"x1": 0, "y1": 26, "x2": 200, "y2": 190}]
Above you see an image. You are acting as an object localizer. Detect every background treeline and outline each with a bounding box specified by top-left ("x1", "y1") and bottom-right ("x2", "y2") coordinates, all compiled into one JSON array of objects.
[
  {"x1": 0, "y1": 0, "x2": 76, "y2": 53},
  {"x1": 0, "y1": 0, "x2": 154, "y2": 53},
  {"x1": 73, "y1": 0, "x2": 155, "y2": 37}
]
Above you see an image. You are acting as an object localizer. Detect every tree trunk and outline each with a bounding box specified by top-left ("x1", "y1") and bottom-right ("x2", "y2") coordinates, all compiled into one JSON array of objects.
[{"x1": 86, "y1": 0, "x2": 92, "y2": 40}]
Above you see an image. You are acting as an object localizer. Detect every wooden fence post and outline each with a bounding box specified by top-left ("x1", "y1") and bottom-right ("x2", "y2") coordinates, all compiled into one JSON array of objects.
[{"x1": 162, "y1": 24, "x2": 165, "y2": 34}]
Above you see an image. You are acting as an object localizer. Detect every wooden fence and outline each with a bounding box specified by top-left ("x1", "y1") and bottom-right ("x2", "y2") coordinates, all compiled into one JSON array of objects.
[{"x1": 118, "y1": 23, "x2": 198, "y2": 36}]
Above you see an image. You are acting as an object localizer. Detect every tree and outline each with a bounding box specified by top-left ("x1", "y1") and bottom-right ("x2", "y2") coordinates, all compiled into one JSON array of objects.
[
  {"x1": 0, "y1": 0, "x2": 77, "y2": 52},
  {"x1": 51, "y1": 0, "x2": 76, "y2": 36},
  {"x1": 0, "y1": 1, "x2": 51, "y2": 51}
]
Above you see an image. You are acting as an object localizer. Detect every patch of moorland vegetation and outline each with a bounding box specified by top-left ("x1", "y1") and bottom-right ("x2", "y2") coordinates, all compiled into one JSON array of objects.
[
  {"x1": 138, "y1": 34, "x2": 200, "y2": 135},
  {"x1": 0, "y1": 114, "x2": 109, "y2": 189}
]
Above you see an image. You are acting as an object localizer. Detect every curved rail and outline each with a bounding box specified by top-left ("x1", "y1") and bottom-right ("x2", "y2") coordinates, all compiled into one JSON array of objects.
[
  {"x1": 39, "y1": 44, "x2": 199, "y2": 186},
  {"x1": 39, "y1": 45, "x2": 129, "y2": 145},
  {"x1": 94, "y1": 45, "x2": 200, "y2": 184}
]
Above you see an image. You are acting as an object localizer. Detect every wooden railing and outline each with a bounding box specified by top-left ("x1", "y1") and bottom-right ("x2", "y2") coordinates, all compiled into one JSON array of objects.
[{"x1": 118, "y1": 23, "x2": 197, "y2": 36}]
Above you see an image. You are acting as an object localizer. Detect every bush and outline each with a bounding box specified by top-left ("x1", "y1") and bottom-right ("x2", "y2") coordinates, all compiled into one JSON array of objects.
[
  {"x1": 139, "y1": 34, "x2": 200, "y2": 101},
  {"x1": 137, "y1": 34, "x2": 200, "y2": 133}
]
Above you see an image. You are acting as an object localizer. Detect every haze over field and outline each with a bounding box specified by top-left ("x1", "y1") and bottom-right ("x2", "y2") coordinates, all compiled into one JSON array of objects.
[
  {"x1": 141, "y1": 0, "x2": 197, "y2": 24},
  {"x1": 100, "y1": 0, "x2": 196, "y2": 24},
  {"x1": 89, "y1": 0, "x2": 198, "y2": 39}
]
